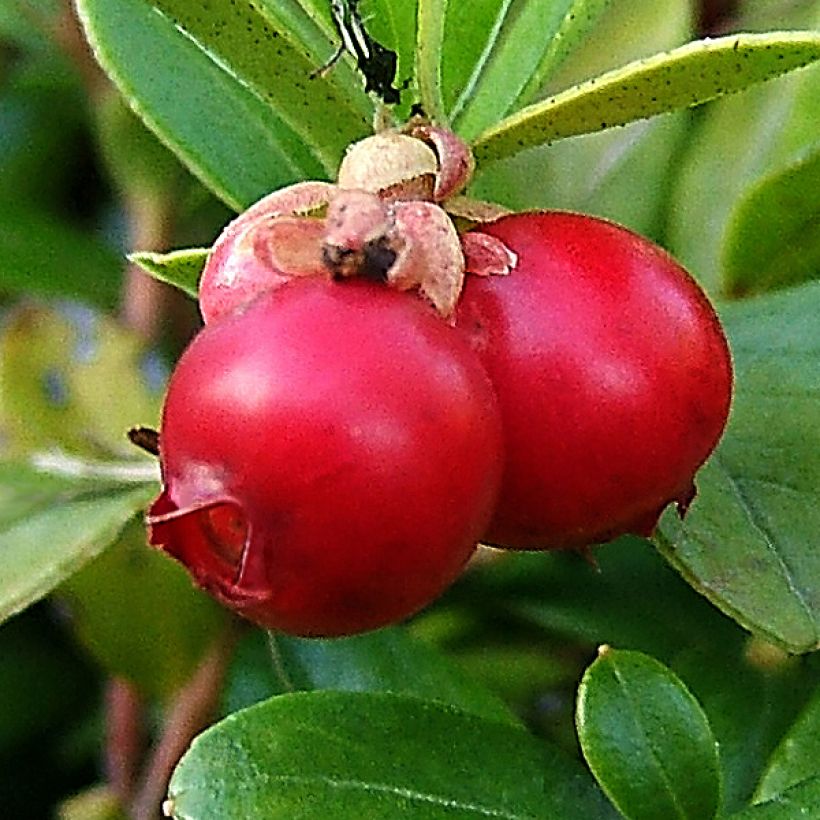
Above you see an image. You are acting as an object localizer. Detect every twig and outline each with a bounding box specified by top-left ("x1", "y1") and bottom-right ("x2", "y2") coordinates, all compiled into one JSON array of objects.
[
  {"x1": 131, "y1": 629, "x2": 236, "y2": 820},
  {"x1": 105, "y1": 679, "x2": 145, "y2": 805}
]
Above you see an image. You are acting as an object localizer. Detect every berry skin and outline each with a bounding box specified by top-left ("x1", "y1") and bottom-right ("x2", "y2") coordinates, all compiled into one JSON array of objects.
[
  {"x1": 455, "y1": 212, "x2": 733, "y2": 550},
  {"x1": 149, "y1": 277, "x2": 503, "y2": 636}
]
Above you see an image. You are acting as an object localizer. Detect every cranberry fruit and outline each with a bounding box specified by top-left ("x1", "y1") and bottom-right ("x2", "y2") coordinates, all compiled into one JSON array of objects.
[
  {"x1": 455, "y1": 212, "x2": 733, "y2": 550},
  {"x1": 149, "y1": 277, "x2": 503, "y2": 636}
]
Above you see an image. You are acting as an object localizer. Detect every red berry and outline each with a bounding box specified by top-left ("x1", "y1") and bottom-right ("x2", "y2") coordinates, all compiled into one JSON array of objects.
[
  {"x1": 149, "y1": 277, "x2": 503, "y2": 636},
  {"x1": 455, "y1": 212, "x2": 732, "y2": 549}
]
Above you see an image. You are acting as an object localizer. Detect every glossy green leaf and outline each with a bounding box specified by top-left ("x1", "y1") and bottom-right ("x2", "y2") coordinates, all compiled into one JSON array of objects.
[
  {"x1": 224, "y1": 626, "x2": 518, "y2": 725},
  {"x1": 472, "y1": 31, "x2": 820, "y2": 167},
  {"x1": 129, "y1": 248, "x2": 208, "y2": 299},
  {"x1": 0, "y1": 201, "x2": 121, "y2": 307},
  {"x1": 577, "y1": 647, "x2": 721, "y2": 820},
  {"x1": 170, "y1": 691, "x2": 618, "y2": 819},
  {"x1": 656, "y1": 283, "x2": 820, "y2": 653},
  {"x1": 61, "y1": 521, "x2": 224, "y2": 700},
  {"x1": 471, "y1": 0, "x2": 693, "y2": 239},
  {"x1": 0, "y1": 463, "x2": 155, "y2": 626},
  {"x1": 444, "y1": 0, "x2": 612, "y2": 140},
  {"x1": 723, "y1": 147, "x2": 820, "y2": 296},
  {"x1": 0, "y1": 304, "x2": 163, "y2": 458},
  {"x1": 76, "y1": 0, "x2": 366, "y2": 211},
  {"x1": 730, "y1": 776, "x2": 820, "y2": 818},
  {"x1": 754, "y1": 682, "x2": 820, "y2": 803}
]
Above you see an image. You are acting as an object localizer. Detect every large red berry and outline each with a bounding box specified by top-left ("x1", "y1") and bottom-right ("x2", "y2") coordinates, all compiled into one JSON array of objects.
[
  {"x1": 455, "y1": 212, "x2": 732, "y2": 550},
  {"x1": 149, "y1": 277, "x2": 503, "y2": 636}
]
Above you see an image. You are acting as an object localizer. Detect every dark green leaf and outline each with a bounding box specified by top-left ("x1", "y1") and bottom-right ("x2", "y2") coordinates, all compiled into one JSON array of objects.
[
  {"x1": 577, "y1": 647, "x2": 721, "y2": 820},
  {"x1": 61, "y1": 520, "x2": 224, "y2": 700},
  {"x1": 473, "y1": 31, "x2": 820, "y2": 167},
  {"x1": 656, "y1": 283, "x2": 820, "y2": 653},
  {"x1": 0, "y1": 201, "x2": 121, "y2": 308},
  {"x1": 443, "y1": 0, "x2": 612, "y2": 140},
  {"x1": 76, "y1": 0, "x2": 362, "y2": 211},
  {"x1": 671, "y1": 641, "x2": 814, "y2": 814},
  {"x1": 466, "y1": 538, "x2": 739, "y2": 662},
  {"x1": 754, "y1": 681, "x2": 820, "y2": 803},
  {"x1": 224, "y1": 626, "x2": 518, "y2": 726},
  {"x1": 0, "y1": 304, "x2": 163, "y2": 458},
  {"x1": 729, "y1": 776, "x2": 820, "y2": 818},
  {"x1": 170, "y1": 691, "x2": 618, "y2": 819},
  {"x1": 129, "y1": 248, "x2": 208, "y2": 299},
  {"x1": 0, "y1": 462, "x2": 155, "y2": 626}
]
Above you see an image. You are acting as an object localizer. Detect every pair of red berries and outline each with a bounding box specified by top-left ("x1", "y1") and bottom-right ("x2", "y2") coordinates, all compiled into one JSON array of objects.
[{"x1": 147, "y1": 130, "x2": 732, "y2": 637}]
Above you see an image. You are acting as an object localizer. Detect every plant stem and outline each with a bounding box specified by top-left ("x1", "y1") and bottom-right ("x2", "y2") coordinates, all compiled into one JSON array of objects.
[
  {"x1": 131, "y1": 629, "x2": 236, "y2": 820},
  {"x1": 105, "y1": 679, "x2": 145, "y2": 806}
]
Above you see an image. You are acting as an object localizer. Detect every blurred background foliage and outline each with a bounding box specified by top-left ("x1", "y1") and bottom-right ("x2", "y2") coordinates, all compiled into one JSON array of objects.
[{"x1": 0, "y1": 0, "x2": 817, "y2": 817}]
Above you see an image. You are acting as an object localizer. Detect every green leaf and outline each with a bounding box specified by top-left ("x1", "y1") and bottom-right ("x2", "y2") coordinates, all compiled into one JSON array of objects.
[
  {"x1": 723, "y1": 147, "x2": 820, "y2": 297},
  {"x1": 169, "y1": 691, "x2": 618, "y2": 819},
  {"x1": 0, "y1": 201, "x2": 121, "y2": 308},
  {"x1": 417, "y1": 0, "x2": 448, "y2": 121},
  {"x1": 0, "y1": 303, "x2": 163, "y2": 458},
  {"x1": 472, "y1": 31, "x2": 820, "y2": 166},
  {"x1": 577, "y1": 647, "x2": 721, "y2": 820},
  {"x1": 656, "y1": 283, "x2": 820, "y2": 653},
  {"x1": 76, "y1": 0, "x2": 366, "y2": 211},
  {"x1": 671, "y1": 641, "x2": 814, "y2": 814},
  {"x1": 503, "y1": 537, "x2": 740, "y2": 661},
  {"x1": 470, "y1": 0, "x2": 693, "y2": 239},
  {"x1": 729, "y1": 776, "x2": 820, "y2": 818},
  {"x1": 754, "y1": 682, "x2": 820, "y2": 803},
  {"x1": 224, "y1": 626, "x2": 518, "y2": 725},
  {"x1": 129, "y1": 248, "x2": 208, "y2": 299},
  {"x1": 667, "y1": 9, "x2": 819, "y2": 297},
  {"x1": 61, "y1": 521, "x2": 224, "y2": 700},
  {"x1": 443, "y1": 0, "x2": 612, "y2": 140},
  {"x1": 0, "y1": 463, "x2": 155, "y2": 626}
]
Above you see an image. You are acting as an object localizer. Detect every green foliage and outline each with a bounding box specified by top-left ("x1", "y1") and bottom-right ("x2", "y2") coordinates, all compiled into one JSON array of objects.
[
  {"x1": 577, "y1": 648, "x2": 721, "y2": 820},
  {"x1": 224, "y1": 627, "x2": 518, "y2": 725},
  {"x1": 3, "y1": 0, "x2": 820, "y2": 816},
  {"x1": 169, "y1": 691, "x2": 618, "y2": 819},
  {"x1": 657, "y1": 283, "x2": 820, "y2": 653}
]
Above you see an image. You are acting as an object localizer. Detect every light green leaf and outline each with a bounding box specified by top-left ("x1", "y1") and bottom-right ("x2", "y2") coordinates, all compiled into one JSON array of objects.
[
  {"x1": 729, "y1": 776, "x2": 820, "y2": 818},
  {"x1": 62, "y1": 521, "x2": 224, "y2": 700},
  {"x1": 471, "y1": 0, "x2": 693, "y2": 239},
  {"x1": 754, "y1": 682, "x2": 820, "y2": 803},
  {"x1": 446, "y1": 0, "x2": 612, "y2": 140},
  {"x1": 76, "y1": 0, "x2": 364, "y2": 211},
  {"x1": 224, "y1": 626, "x2": 519, "y2": 725},
  {"x1": 656, "y1": 283, "x2": 820, "y2": 653},
  {"x1": 723, "y1": 147, "x2": 820, "y2": 296},
  {"x1": 0, "y1": 463, "x2": 155, "y2": 626},
  {"x1": 417, "y1": 0, "x2": 448, "y2": 121},
  {"x1": 473, "y1": 31, "x2": 820, "y2": 166},
  {"x1": 667, "y1": 4, "x2": 819, "y2": 297},
  {"x1": 129, "y1": 248, "x2": 208, "y2": 300},
  {"x1": 577, "y1": 647, "x2": 721, "y2": 820},
  {"x1": 169, "y1": 691, "x2": 618, "y2": 819}
]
